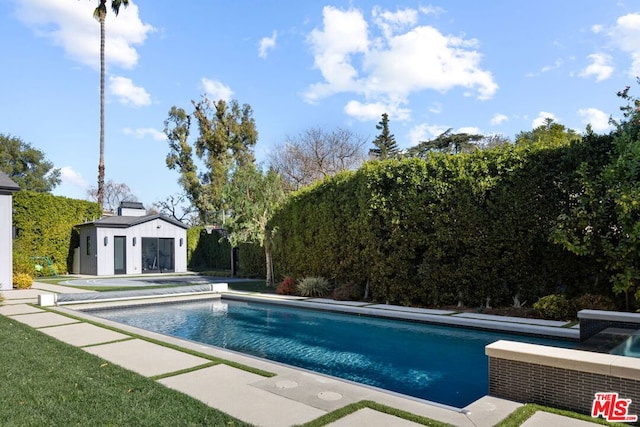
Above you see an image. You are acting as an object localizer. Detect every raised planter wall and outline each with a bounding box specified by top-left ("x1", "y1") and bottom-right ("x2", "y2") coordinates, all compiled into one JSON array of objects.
[
  {"x1": 486, "y1": 340, "x2": 640, "y2": 423},
  {"x1": 579, "y1": 309, "x2": 640, "y2": 341}
]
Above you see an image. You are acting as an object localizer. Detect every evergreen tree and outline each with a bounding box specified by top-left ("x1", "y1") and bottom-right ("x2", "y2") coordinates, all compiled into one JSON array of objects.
[{"x1": 369, "y1": 113, "x2": 399, "y2": 160}]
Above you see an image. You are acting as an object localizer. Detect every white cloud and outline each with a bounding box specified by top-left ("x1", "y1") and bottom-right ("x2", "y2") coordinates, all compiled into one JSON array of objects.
[
  {"x1": 15, "y1": 0, "x2": 155, "y2": 71},
  {"x1": 458, "y1": 126, "x2": 481, "y2": 135},
  {"x1": 609, "y1": 13, "x2": 640, "y2": 77},
  {"x1": 578, "y1": 108, "x2": 612, "y2": 133},
  {"x1": 304, "y1": 6, "x2": 497, "y2": 119},
  {"x1": 532, "y1": 111, "x2": 558, "y2": 129},
  {"x1": 490, "y1": 113, "x2": 508, "y2": 126},
  {"x1": 579, "y1": 53, "x2": 614, "y2": 81},
  {"x1": 201, "y1": 78, "x2": 233, "y2": 101},
  {"x1": 258, "y1": 31, "x2": 277, "y2": 59},
  {"x1": 123, "y1": 127, "x2": 166, "y2": 141},
  {"x1": 60, "y1": 166, "x2": 88, "y2": 188},
  {"x1": 304, "y1": 6, "x2": 369, "y2": 103},
  {"x1": 344, "y1": 100, "x2": 410, "y2": 121},
  {"x1": 591, "y1": 24, "x2": 604, "y2": 34},
  {"x1": 408, "y1": 123, "x2": 449, "y2": 146},
  {"x1": 527, "y1": 59, "x2": 563, "y2": 77},
  {"x1": 109, "y1": 76, "x2": 151, "y2": 106},
  {"x1": 372, "y1": 6, "x2": 418, "y2": 39}
]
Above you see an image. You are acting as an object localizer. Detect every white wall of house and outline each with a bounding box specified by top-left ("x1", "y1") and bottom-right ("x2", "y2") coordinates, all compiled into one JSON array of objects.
[
  {"x1": 78, "y1": 217, "x2": 187, "y2": 276},
  {"x1": 78, "y1": 227, "x2": 98, "y2": 275},
  {"x1": 0, "y1": 193, "x2": 13, "y2": 290}
]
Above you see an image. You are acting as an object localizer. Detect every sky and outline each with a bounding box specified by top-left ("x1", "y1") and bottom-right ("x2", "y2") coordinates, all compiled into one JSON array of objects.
[{"x1": 2, "y1": 1, "x2": 640, "y2": 208}]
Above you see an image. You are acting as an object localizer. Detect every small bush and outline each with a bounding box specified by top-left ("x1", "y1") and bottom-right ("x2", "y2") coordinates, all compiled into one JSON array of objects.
[
  {"x1": 533, "y1": 294, "x2": 574, "y2": 320},
  {"x1": 276, "y1": 277, "x2": 297, "y2": 295},
  {"x1": 332, "y1": 281, "x2": 364, "y2": 301},
  {"x1": 573, "y1": 294, "x2": 615, "y2": 311},
  {"x1": 13, "y1": 273, "x2": 33, "y2": 290},
  {"x1": 297, "y1": 277, "x2": 330, "y2": 297}
]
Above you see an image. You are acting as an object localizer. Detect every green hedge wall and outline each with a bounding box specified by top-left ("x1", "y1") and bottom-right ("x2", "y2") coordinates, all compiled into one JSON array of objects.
[
  {"x1": 269, "y1": 138, "x2": 613, "y2": 307},
  {"x1": 187, "y1": 227, "x2": 232, "y2": 271},
  {"x1": 12, "y1": 191, "x2": 102, "y2": 275},
  {"x1": 186, "y1": 227, "x2": 265, "y2": 278}
]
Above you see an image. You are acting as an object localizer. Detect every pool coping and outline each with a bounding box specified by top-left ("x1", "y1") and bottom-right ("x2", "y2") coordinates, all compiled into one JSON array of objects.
[{"x1": 221, "y1": 292, "x2": 579, "y2": 341}]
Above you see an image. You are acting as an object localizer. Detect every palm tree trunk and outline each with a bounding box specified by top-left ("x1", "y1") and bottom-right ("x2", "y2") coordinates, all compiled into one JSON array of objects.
[{"x1": 97, "y1": 9, "x2": 106, "y2": 211}]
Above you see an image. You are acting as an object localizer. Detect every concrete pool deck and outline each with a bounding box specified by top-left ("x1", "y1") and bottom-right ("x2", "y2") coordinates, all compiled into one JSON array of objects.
[{"x1": 0, "y1": 281, "x2": 602, "y2": 427}]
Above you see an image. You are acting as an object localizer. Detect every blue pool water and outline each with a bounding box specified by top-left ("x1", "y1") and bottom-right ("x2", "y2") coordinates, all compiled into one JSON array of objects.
[{"x1": 88, "y1": 299, "x2": 575, "y2": 407}]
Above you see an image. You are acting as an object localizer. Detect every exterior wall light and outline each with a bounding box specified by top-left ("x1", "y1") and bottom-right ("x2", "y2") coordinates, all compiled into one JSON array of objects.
[{"x1": 104, "y1": 236, "x2": 108, "y2": 246}]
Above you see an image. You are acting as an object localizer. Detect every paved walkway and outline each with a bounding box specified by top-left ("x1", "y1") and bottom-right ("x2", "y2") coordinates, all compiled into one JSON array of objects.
[{"x1": 0, "y1": 282, "x2": 602, "y2": 427}]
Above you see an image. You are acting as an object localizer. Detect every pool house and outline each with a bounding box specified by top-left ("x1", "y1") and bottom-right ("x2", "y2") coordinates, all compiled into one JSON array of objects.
[{"x1": 74, "y1": 202, "x2": 188, "y2": 276}]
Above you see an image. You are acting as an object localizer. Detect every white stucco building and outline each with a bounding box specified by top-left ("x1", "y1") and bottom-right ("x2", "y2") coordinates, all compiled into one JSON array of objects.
[
  {"x1": 74, "y1": 202, "x2": 188, "y2": 276},
  {"x1": 0, "y1": 172, "x2": 20, "y2": 290}
]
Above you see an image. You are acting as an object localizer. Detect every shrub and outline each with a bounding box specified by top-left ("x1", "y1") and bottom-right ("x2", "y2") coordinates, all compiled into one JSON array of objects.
[
  {"x1": 276, "y1": 277, "x2": 297, "y2": 295},
  {"x1": 332, "y1": 281, "x2": 364, "y2": 301},
  {"x1": 13, "y1": 273, "x2": 33, "y2": 290},
  {"x1": 533, "y1": 294, "x2": 574, "y2": 320},
  {"x1": 573, "y1": 293, "x2": 615, "y2": 311},
  {"x1": 297, "y1": 277, "x2": 330, "y2": 297}
]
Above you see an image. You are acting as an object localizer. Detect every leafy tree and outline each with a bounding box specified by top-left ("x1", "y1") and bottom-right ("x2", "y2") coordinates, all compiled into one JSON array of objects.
[
  {"x1": 407, "y1": 129, "x2": 483, "y2": 157},
  {"x1": 479, "y1": 134, "x2": 511, "y2": 149},
  {"x1": 515, "y1": 118, "x2": 581, "y2": 148},
  {"x1": 223, "y1": 163, "x2": 285, "y2": 286},
  {"x1": 87, "y1": 180, "x2": 137, "y2": 212},
  {"x1": 90, "y1": 0, "x2": 129, "y2": 210},
  {"x1": 268, "y1": 127, "x2": 367, "y2": 192},
  {"x1": 552, "y1": 82, "x2": 640, "y2": 308},
  {"x1": 0, "y1": 134, "x2": 61, "y2": 192},
  {"x1": 369, "y1": 113, "x2": 399, "y2": 160},
  {"x1": 164, "y1": 96, "x2": 258, "y2": 221}
]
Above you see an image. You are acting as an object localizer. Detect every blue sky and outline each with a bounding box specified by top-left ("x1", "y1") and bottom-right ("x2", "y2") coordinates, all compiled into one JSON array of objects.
[{"x1": 2, "y1": 1, "x2": 640, "y2": 208}]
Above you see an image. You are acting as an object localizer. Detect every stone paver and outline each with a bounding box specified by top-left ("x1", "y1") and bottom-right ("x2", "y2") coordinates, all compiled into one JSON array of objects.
[
  {"x1": 326, "y1": 407, "x2": 424, "y2": 427},
  {"x1": 1, "y1": 289, "x2": 51, "y2": 301},
  {"x1": 10, "y1": 311, "x2": 79, "y2": 328},
  {"x1": 521, "y1": 411, "x2": 602, "y2": 426},
  {"x1": 160, "y1": 364, "x2": 326, "y2": 427},
  {"x1": 0, "y1": 304, "x2": 44, "y2": 316},
  {"x1": 464, "y1": 396, "x2": 523, "y2": 427},
  {"x1": 83, "y1": 338, "x2": 211, "y2": 377},
  {"x1": 39, "y1": 322, "x2": 131, "y2": 347},
  {"x1": 252, "y1": 373, "x2": 360, "y2": 412}
]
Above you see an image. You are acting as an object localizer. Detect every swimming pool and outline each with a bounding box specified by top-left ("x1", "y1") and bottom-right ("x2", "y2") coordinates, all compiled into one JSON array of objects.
[{"x1": 87, "y1": 298, "x2": 575, "y2": 408}]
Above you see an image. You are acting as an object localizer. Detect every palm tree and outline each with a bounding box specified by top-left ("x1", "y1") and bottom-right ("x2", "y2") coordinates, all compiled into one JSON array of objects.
[{"x1": 92, "y1": 0, "x2": 129, "y2": 211}]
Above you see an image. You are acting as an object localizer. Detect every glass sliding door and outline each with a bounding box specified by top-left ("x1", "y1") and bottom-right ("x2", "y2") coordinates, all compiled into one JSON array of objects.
[
  {"x1": 158, "y1": 238, "x2": 174, "y2": 272},
  {"x1": 141, "y1": 237, "x2": 174, "y2": 273},
  {"x1": 114, "y1": 236, "x2": 126, "y2": 274}
]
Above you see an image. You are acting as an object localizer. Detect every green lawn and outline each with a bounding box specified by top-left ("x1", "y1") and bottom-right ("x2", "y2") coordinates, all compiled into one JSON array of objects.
[{"x1": 0, "y1": 314, "x2": 251, "y2": 426}]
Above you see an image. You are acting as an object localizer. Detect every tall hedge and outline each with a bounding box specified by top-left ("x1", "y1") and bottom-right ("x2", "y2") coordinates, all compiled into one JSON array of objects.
[
  {"x1": 269, "y1": 138, "x2": 613, "y2": 307},
  {"x1": 12, "y1": 191, "x2": 102, "y2": 275},
  {"x1": 187, "y1": 227, "x2": 232, "y2": 271}
]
